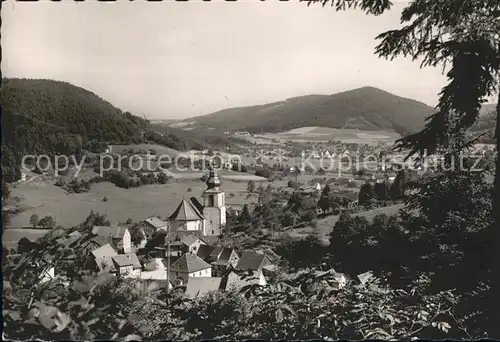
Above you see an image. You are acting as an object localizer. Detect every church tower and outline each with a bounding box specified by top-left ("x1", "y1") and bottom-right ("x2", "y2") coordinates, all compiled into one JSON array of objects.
[{"x1": 203, "y1": 167, "x2": 226, "y2": 236}]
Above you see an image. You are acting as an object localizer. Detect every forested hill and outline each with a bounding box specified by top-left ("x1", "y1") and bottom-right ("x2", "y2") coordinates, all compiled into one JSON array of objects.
[
  {"x1": 184, "y1": 86, "x2": 437, "y2": 135},
  {"x1": 1, "y1": 78, "x2": 207, "y2": 181}
]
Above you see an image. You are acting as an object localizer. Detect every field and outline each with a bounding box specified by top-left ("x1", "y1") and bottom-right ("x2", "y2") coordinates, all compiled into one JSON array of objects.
[
  {"x1": 8, "y1": 177, "x2": 262, "y2": 228},
  {"x1": 3, "y1": 228, "x2": 52, "y2": 249},
  {"x1": 256, "y1": 127, "x2": 401, "y2": 145},
  {"x1": 109, "y1": 144, "x2": 183, "y2": 157}
]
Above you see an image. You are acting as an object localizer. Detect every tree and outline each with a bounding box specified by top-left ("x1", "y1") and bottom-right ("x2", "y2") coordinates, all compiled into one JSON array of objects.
[
  {"x1": 318, "y1": 184, "x2": 332, "y2": 212},
  {"x1": 390, "y1": 170, "x2": 406, "y2": 199},
  {"x1": 374, "y1": 181, "x2": 389, "y2": 201},
  {"x1": 2, "y1": 181, "x2": 10, "y2": 200},
  {"x1": 38, "y1": 216, "x2": 56, "y2": 229},
  {"x1": 309, "y1": 0, "x2": 500, "y2": 329},
  {"x1": 80, "y1": 211, "x2": 110, "y2": 233},
  {"x1": 255, "y1": 167, "x2": 273, "y2": 179},
  {"x1": 30, "y1": 214, "x2": 39, "y2": 229},
  {"x1": 247, "y1": 180, "x2": 256, "y2": 193},
  {"x1": 128, "y1": 224, "x2": 145, "y2": 246},
  {"x1": 237, "y1": 204, "x2": 253, "y2": 232},
  {"x1": 287, "y1": 179, "x2": 299, "y2": 189},
  {"x1": 358, "y1": 182, "x2": 375, "y2": 206}
]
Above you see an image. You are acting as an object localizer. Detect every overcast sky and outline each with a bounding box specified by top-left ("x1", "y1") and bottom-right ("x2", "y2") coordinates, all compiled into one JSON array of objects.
[{"x1": 3, "y1": 0, "x2": 450, "y2": 119}]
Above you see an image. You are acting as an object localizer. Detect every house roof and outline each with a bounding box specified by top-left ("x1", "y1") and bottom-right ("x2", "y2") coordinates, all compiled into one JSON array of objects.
[
  {"x1": 357, "y1": 271, "x2": 374, "y2": 284},
  {"x1": 91, "y1": 246, "x2": 117, "y2": 272},
  {"x1": 181, "y1": 234, "x2": 203, "y2": 247},
  {"x1": 222, "y1": 270, "x2": 263, "y2": 291},
  {"x1": 144, "y1": 217, "x2": 168, "y2": 229},
  {"x1": 218, "y1": 248, "x2": 235, "y2": 262},
  {"x1": 255, "y1": 248, "x2": 280, "y2": 263},
  {"x1": 199, "y1": 235, "x2": 220, "y2": 245},
  {"x1": 56, "y1": 230, "x2": 82, "y2": 247},
  {"x1": 169, "y1": 200, "x2": 204, "y2": 221},
  {"x1": 92, "y1": 225, "x2": 128, "y2": 239},
  {"x1": 197, "y1": 245, "x2": 216, "y2": 260},
  {"x1": 91, "y1": 243, "x2": 118, "y2": 259},
  {"x1": 184, "y1": 277, "x2": 222, "y2": 299},
  {"x1": 211, "y1": 248, "x2": 237, "y2": 266},
  {"x1": 209, "y1": 246, "x2": 224, "y2": 259},
  {"x1": 171, "y1": 253, "x2": 211, "y2": 273},
  {"x1": 112, "y1": 253, "x2": 142, "y2": 269},
  {"x1": 236, "y1": 251, "x2": 270, "y2": 271}
]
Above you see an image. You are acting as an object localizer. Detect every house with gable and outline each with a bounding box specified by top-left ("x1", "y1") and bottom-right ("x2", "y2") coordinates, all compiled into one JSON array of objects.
[
  {"x1": 233, "y1": 251, "x2": 273, "y2": 285},
  {"x1": 111, "y1": 253, "x2": 142, "y2": 278},
  {"x1": 141, "y1": 217, "x2": 168, "y2": 237},
  {"x1": 170, "y1": 253, "x2": 212, "y2": 285},
  {"x1": 161, "y1": 233, "x2": 206, "y2": 258},
  {"x1": 89, "y1": 243, "x2": 118, "y2": 272},
  {"x1": 92, "y1": 225, "x2": 132, "y2": 253},
  {"x1": 183, "y1": 277, "x2": 223, "y2": 299},
  {"x1": 197, "y1": 245, "x2": 239, "y2": 276},
  {"x1": 181, "y1": 234, "x2": 206, "y2": 254}
]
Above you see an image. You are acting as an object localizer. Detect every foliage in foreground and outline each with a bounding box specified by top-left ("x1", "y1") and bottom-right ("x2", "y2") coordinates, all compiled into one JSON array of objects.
[{"x1": 3, "y1": 266, "x2": 466, "y2": 340}]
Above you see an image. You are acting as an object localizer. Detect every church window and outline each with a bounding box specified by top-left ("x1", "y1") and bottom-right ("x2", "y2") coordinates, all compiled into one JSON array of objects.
[{"x1": 208, "y1": 195, "x2": 214, "y2": 206}]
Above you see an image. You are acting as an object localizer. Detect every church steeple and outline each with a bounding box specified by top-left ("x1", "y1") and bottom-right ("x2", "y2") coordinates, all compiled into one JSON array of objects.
[
  {"x1": 206, "y1": 167, "x2": 221, "y2": 189},
  {"x1": 202, "y1": 166, "x2": 226, "y2": 236}
]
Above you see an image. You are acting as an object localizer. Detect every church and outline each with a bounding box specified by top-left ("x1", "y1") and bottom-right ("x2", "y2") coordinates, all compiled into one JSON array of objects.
[{"x1": 169, "y1": 168, "x2": 227, "y2": 236}]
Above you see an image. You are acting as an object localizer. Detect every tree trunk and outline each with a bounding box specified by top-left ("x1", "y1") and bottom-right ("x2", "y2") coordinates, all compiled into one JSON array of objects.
[
  {"x1": 490, "y1": 94, "x2": 500, "y2": 336},
  {"x1": 495, "y1": 97, "x2": 500, "y2": 235}
]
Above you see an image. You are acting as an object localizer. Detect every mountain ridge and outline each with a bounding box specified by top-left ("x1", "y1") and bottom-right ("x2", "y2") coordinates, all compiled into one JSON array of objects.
[
  {"x1": 182, "y1": 86, "x2": 437, "y2": 136},
  {"x1": 1, "y1": 78, "x2": 220, "y2": 181}
]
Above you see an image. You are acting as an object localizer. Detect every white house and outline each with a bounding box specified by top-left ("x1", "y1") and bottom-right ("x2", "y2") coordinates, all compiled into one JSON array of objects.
[
  {"x1": 92, "y1": 225, "x2": 132, "y2": 253},
  {"x1": 111, "y1": 253, "x2": 142, "y2": 279},
  {"x1": 181, "y1": 234, "x2": 206, "y2": 254},
  {"x1": 170, "y1": 253, "x2": 212, "y2": 285}
]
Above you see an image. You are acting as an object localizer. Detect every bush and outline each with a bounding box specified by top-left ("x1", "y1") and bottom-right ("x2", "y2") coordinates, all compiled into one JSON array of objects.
[{"x1": 255, "y1": 167, "x2": 273, "y2": 179}]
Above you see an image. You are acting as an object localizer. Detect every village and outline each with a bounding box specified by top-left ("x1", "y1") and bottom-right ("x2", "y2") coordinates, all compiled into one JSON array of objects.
[{"x1": 29, "y1": 165, "x2": 373, "y2": 300}]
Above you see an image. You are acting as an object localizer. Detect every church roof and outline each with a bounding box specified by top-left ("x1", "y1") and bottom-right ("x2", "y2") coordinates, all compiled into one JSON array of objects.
[{"x1": 169, "y1": 199, "x2": 204, "y2": 221}]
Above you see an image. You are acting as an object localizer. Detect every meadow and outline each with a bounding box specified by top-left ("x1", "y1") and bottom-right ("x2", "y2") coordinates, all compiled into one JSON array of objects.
[
  {"x1": 3, "y1": 228, "x2": 52, "y2": 249},
  {"x1": 109, "y1": 143, "x2": 183, "y2": 157},
  {"x1": 256, "y1": 127, "x2": 401, "y2": 145},
  {"x1": 8, "y1": 176, "x2": 261, "y2": 229}
]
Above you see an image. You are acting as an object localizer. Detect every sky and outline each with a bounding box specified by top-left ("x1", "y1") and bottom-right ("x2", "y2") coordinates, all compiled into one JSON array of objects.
[{"x1": 2, "y1": 0, "x2": 451, "y2": 120}]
